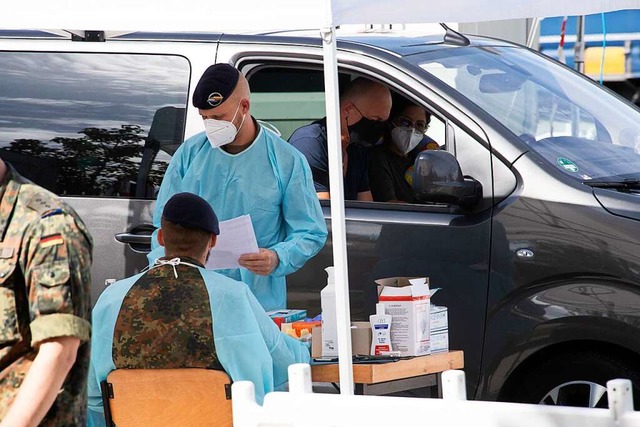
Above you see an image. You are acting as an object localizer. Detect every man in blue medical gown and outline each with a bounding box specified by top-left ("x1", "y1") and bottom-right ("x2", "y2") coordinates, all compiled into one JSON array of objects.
[
  {"x1": 149, "y1": 64, "x2": 327, "y2": 311},
  {"x1": 87, "y1": 193, "x2": 310, "y2": 426}
]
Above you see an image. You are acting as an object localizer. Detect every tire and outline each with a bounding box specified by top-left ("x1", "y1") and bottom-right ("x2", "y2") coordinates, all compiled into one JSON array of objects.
[{"x1": 506, "y1": 350, "x2": 640, "y2": 409}]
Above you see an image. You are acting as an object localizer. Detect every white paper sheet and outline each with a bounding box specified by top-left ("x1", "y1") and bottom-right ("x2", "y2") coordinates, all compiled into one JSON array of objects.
[{"x1": 205, "y1": 214, "x2": 259, "y2": 270}]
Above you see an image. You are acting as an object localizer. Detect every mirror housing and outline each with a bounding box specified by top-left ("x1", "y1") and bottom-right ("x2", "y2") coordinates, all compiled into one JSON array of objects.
[
  {"x1": 135, "y1": 106, "x2": 186, "y2": 198},
  {"x1": 479, "y1": 71, "x2": 526, "y2": 93},
  {"x1": 412, "y1": 151, "x2": 482, "y2": 209}
]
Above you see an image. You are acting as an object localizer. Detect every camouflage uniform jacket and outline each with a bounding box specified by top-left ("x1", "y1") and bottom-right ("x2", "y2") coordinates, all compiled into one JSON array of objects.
[
  {"x1": 0, "y1": 163, "x2": 93, "y2": 426},
  {"x1": 111, "y1": 259, "x2": 223, "y2": 370},
  {"x1": 88, "y1": 259, "x2": 223, "y2": 426},
  {"x1": 88, "y1": 258, "x2": 311, "y2": 426}
]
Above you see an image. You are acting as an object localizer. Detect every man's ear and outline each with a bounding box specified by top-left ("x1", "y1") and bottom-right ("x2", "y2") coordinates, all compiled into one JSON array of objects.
[
  {"x1": 241, "y1": 98, "x2": 251, "y2": 116},
  {"x1": 342, "y1": 102, "x2": 353, "y2": 124},
  {"x1": 157, "y1": 229, "x2": 165, "y2": 247},
  {"x1": 210, "y1": 234, "x2": 217, "y2": 249}
]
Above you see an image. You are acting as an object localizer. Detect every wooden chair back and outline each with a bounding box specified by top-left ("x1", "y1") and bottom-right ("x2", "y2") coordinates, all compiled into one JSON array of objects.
[{"x1": 100, "y1": 368, "x2": 232, "y2": 427}]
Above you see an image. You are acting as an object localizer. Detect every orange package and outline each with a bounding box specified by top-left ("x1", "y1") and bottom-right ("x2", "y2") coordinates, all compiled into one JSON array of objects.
[{"x1": 291, "y1": 321, "x2": 322, "y2": 337}]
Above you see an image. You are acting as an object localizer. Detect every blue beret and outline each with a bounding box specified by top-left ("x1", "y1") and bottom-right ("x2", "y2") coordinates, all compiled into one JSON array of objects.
[
  {"x1": 192, "y1": 63, "x2": 240, "y2": 110},
  {"x1": 162, "y1": 192, "x2": 219, "y2": 235}
]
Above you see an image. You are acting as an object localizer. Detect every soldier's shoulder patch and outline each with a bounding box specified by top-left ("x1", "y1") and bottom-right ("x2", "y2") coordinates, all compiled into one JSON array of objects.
[
  {"x1": 41, "y1": 208, "x2": 64, "y2": 219},
  {"x1": 22, "y1": 185, "x2": 63, "y2": 216},
  {"x1": 41, "y1": 233, "x2": 64, "y2": 248}
]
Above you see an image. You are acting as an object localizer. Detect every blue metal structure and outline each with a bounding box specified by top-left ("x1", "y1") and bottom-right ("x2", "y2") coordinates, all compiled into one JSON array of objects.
[{"x1": 539, "y1": 10, "x2": 640, "y2": 104}]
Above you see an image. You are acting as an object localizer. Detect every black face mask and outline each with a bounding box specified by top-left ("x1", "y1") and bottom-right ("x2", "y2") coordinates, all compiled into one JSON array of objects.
[{"x1": 348, "y1": 118, "x2": 386, "y2": 147}]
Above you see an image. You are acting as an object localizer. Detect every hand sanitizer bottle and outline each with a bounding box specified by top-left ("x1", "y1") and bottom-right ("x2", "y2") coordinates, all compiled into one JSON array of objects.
[
  {"x1": 321, "y1": 266, "x2": 338, "y2": 357},
  {"x1": 370, "y1": 303, "x2": 392, "y2": 355}
]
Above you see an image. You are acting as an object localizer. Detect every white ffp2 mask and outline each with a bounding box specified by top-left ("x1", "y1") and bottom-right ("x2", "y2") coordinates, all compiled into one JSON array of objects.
[
  {"x1": 391, "y1": 126, "x2": 423, "y2": 155},
  {"x1": 204, "y1": 102, "x2": 245, "y2": 148}
]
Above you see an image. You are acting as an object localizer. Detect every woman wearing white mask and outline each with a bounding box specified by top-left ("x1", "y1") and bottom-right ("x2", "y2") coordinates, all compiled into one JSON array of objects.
[{"x1": 368, "y1": 98, "x2": 432, "y2": 203}]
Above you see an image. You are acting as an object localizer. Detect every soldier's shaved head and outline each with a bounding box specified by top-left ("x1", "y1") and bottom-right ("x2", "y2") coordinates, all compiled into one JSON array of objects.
[{"x1": 232, "y1": 73, "x2": 251, "y2": 102}]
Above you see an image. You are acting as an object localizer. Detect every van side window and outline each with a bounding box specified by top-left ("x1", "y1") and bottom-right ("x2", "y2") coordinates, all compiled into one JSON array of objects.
[
  {"x1": 249, "y1": 66, "x2": 351, "y2": 141},
  {"x1": 246, "y1": 63, "x2": 487, "y2": 209},
  {"x1": 424, "y1": 114, "x2": 446, "y2": 151},
  {"x1": 0, "y1": 52, "x2": 189, "y2": 199}
]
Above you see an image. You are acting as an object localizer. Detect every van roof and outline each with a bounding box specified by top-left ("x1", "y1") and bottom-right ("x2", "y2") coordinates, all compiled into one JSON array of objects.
[{"x1": 0, "y1": 28, "x2": 516, "y2": 57}]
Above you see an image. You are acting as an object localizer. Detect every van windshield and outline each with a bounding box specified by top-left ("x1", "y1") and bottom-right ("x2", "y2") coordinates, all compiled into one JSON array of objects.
[{"x1": 413, "y1": 45, "x2": 640, "y2": 182}]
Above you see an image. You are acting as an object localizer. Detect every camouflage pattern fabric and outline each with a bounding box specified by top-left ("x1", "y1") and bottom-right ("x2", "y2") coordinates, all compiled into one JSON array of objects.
[
  {"x1": 0, "y1": 163, "x2": 92, "y2": 426},
  {"x1": 113, "y1": 260, "x2": 222, "y2": 370}
]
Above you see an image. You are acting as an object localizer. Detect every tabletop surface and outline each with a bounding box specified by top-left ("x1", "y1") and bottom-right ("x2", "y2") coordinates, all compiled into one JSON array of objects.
[{"x1": 310, "y1": 350, "x2": 464, "y2": 384}]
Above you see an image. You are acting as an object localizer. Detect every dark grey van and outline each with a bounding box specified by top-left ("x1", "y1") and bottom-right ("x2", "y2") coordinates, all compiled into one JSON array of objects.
[{"x1": 1, "y1": 28, "x2": 640, "y2": 409}]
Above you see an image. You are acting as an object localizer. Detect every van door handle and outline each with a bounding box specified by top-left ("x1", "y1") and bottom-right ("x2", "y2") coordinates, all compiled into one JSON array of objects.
[
  {"x1": 115, "y1": 233, "x2": 151, "y2": 245},
  {"x1": 115, "y1": 224, "x2": 156, "y2": 253}
]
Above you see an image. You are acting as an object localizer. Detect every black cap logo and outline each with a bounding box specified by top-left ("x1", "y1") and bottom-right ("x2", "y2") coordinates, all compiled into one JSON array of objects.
[{"x1": 207, "y1": 92, "x2": 224, "y2": 107}]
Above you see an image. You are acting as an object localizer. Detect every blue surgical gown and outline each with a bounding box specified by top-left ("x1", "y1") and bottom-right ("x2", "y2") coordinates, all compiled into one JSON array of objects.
[
  {"x1": 149, "y1": 125, "x2": 327, "y2": 311},
  {"x1": 87, "y1": 265, "x2": 310, "y2": 426}
]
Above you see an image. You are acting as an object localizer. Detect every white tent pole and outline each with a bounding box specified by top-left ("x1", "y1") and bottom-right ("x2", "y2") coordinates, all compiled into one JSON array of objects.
[{"x1": 321, "y1": 24, "x2": 355, "y2": 395}]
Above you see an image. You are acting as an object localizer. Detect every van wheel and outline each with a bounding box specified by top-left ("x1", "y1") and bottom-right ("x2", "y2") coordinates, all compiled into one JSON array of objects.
[{"x1": 506, "y1": 350, "x2": 640, "y2": 409}]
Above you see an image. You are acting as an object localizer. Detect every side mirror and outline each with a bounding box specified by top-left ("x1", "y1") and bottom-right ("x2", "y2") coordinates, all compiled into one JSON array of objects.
[
  {"x1": 135, "y1": 106, "x2": 186, "y2": 198},
  {"x1": 412, "y1": 151, "x2": 482, "y2": 209},
  {"x1": 147, "y1": 106, "x2": 187, "y2": 156}
]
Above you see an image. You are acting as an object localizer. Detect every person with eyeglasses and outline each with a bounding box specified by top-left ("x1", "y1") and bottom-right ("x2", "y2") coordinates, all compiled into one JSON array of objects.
[
  {"x1": 369, "y1": 97, "x2": 434, "y2": 203},
  {"x1": 289, "y1": 77, "x2": 392, "y2": 201}
]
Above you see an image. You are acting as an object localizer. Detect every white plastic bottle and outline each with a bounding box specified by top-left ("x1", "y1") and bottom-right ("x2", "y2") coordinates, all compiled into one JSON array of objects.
[
  {"x1": 321, "y1": 266, "x2": 338, "y2": 357},
  {"x1": 370, "y1": 303, "x2": 392, "y2": 355}
]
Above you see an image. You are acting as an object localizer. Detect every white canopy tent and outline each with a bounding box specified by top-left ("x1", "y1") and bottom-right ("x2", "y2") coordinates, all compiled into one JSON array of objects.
[
  {"x1": 3, "y1": 0, "x2": 640, "y2": 396},
  {"x1": 2, "y1": 1, "x2": 640, "y2": 32}
]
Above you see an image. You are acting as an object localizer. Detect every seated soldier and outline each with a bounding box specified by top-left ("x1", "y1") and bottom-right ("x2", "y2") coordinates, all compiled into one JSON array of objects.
[{"x1": 87, "y1": 192, "x2": 310, "y2": 426}]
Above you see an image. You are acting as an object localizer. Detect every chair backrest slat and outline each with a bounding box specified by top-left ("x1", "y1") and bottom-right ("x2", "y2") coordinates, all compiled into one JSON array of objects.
[{"x1": 103, "y1": 368, "x2": 232, "y2": 427}]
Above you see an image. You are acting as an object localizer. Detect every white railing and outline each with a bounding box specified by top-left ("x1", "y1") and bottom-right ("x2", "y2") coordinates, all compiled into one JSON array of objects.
[{"x1": 231, "y1": 364, "x2": 640, "y2": 427}]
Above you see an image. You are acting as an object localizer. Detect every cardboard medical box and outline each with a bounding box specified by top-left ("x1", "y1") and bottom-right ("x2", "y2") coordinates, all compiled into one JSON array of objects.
[
  {"x1": 430, "y1": 305, "x2": 448, "y2": 332},
  {"x1": 376, "y1": 277, "x2": 430, "y2": 357},
  {"x1": 430, "y1": 329, "x2": 449, "y2": 353},
  {"x1": 311, "y1": 322, "x2": 372, "y2": 358},
  {"x1": 429, "y1": 305, "x2": 448, "y2": 353}
]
